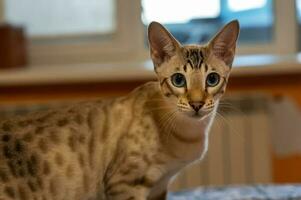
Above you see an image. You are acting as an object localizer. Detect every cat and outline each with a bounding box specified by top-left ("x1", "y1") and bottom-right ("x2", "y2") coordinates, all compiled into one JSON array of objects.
[{"x1": 0, "y1": 20, "x2": 239, "y2": 200}]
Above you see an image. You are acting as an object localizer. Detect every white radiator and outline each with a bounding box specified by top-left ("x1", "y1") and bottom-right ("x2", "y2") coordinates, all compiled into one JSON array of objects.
[{"x1": 171, "y1": 95, "x2": 272, "y2": 191}]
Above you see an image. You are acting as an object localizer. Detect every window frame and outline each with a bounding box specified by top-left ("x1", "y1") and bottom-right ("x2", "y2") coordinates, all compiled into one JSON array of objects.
[
  {"x1": 0, "y1": 0, "x2": 4, "y2": 23},
  {"x1": 0, "y1": 0, "x2": 146, "y2": 65},
  {"x1": 0, "y1": 0, "x2": 298, "y2": 65},
  {"x1": 236, "y1": 0, "x2": 298, "y2": 55}
]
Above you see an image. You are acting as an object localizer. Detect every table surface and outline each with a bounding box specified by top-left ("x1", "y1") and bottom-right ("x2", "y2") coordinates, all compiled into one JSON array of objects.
[{"x1": 169, "y1": 184, "x2": 301, "y2": 200}]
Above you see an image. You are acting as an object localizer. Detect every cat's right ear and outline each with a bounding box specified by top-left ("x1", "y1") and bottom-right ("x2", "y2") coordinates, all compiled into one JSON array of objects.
[
  {"x1": 148, "y1": 22, "x2": 181, "y2": 67},
  {"x1": 208, "y1": 20, "x2": 240, "y2": 67}
]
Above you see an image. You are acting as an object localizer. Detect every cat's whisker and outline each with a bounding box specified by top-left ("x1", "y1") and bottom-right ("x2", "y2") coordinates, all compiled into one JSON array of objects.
[
  {"x1": 146, "y1": 98, "x2": 174, "y2": 104},
  {"x1": 146, "y1": 98, "x2": 168, "y2": 101},
  {"x1": 218, "y1": 104, "x2": 243, "y2": 111},
  {"x1": 165, "y1": 112, "x2": 178, "y2": 143},
  {"x1": 213, "y1": 115, "x2": 224, "y2": 131},
  {"x1": 215, "y1": 112, "x2": 245, "y2": 142},
  {"x1": 157, "y1": 109, "x2": 177, "y2": 142},
  {"x1": 219, "y1": 99, "x2": 234, "y2": 103},
  {"x1": 157, "y1": 109, "x2": 177, "y2": 122},
  {"x1": 157, "y1": 112, "x2": 176, "y2": 139},
  {"x1": 147, "y1": 106, "x2": 175, "y2": 112},
  {"x1": 160, "y1": 111, "x2": 177, "y2": 133},
  {"x1": 218, "y1": 100, "x2": 233, "y2": 105},
  {"x1": 218, "y1": 101, "x2": 243, "y2": 111},
  {"x1": 218, "y1": 104, "x2": 249, "y2": 122},
  {"x1": 161, "y1": 115, "x2": 172, "y2": 141},
  {"x1": 171, "y1": 114, "x2": 180, "y2": 135}
]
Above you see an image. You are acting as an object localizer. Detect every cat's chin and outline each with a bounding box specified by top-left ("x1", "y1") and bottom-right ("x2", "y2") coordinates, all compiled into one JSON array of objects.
[{"x1": 181, "y1": 110, "x2": 212, "y2": 120}]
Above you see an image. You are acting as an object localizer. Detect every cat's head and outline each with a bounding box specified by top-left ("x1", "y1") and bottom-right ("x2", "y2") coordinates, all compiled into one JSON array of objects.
[{"x1": 148, "y1": 20, "x2": 239, "y2": 119}]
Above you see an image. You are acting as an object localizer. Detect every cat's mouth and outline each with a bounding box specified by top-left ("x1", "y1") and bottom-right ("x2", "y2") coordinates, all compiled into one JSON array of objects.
[
  {"x1": 177, "y1": 106, "x2": 213, "y2": 119},
  {"x1": 186, "y1": 110, "x2": 212, "y2": 119}
]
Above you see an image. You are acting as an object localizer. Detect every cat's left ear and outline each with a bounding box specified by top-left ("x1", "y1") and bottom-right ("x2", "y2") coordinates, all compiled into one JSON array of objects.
[
  {"x1": 208, "y1": 20, "x2": 240, "y2": 67},
  {"x1": 148, "y1": 21, "x2": 181, "y2": 67}
]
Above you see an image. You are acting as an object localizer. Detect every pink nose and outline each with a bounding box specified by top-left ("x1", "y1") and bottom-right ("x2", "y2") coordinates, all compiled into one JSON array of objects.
[{"x1": 189, "y1": 101, "x2": 204, "y2": 112}]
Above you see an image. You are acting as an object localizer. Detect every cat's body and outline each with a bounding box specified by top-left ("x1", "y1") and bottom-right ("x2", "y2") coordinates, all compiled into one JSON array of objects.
[
  {"x1": 0, "y1": 82, "x2": 212, "y2": 200},
  {"x1": 0, "y1": 21, "x2": 239, "y2": 200}
]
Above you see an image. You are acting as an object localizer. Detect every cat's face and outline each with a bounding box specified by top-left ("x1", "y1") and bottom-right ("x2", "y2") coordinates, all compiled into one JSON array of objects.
[{"x1": 148, "y1": 21, "x2": 239, "y2": 119}]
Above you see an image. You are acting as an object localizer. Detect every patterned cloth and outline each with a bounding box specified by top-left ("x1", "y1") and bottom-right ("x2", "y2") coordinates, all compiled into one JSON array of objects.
[{"x1": 169, "y1": 185, "x2": 301, "y2": 200}]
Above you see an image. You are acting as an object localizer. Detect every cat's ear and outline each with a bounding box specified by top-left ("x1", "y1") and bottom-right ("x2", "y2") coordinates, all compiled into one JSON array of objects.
[
  {"x1": 208, "y1": 20, "x2": 240, "y2": 67},
  {"x1": 148, "y1": 21, "x2": 181, "y2": 67}
]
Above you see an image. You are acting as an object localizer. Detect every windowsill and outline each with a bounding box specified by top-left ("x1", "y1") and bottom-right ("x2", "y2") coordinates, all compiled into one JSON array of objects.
[
  {"x1": 0, "y1": 54, "x2": 301, "y2": 86},
  {"x1": 231, "y1": 54, "x2": 301, "y2": 76}
]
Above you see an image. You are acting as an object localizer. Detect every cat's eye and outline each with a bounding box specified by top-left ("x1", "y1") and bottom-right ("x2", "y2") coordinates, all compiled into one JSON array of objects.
[
  {"x1": 206, "y1": 72, "x2": 220, "y2": 87},
  {"x1": 171, "y1": 73, "x2": 186, "y2": 88}
]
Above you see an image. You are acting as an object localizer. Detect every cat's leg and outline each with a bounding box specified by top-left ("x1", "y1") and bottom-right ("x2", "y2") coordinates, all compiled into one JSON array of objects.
[
  {"x1": 147, "y1": 176, "x2": 171, "y2": 200},
  {"x1": 148, "y1": 190, "x2": 167, "y2": 200},
  {"x1": 106, "y1": 185, "x2": 149, "y2": 200}
]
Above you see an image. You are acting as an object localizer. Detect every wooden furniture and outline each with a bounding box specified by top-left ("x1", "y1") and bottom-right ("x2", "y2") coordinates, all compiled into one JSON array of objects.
[{"x1": 0, "y1": 24, "x2": 28, "y2": 69}]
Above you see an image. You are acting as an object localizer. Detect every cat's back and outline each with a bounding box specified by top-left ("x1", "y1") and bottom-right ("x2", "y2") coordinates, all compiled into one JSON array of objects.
[
  {"x1": 0, "y1": 100, "x2": 107, "y2": 199},
  {"x1": 0, "y1": 82, "x2": 158, "y2": 199}
]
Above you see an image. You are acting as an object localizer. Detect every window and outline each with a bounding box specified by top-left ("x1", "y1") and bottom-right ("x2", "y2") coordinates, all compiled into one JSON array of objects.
[
  {"x1": 142, "y1": 0, "x2": 220, "y2": 24},
  {"x1": 224, "y1": 0, "x2": 273, "y2": 44},
  {"x1": 296, "y1": 0, "x2": 301, "y2": 51},
  {"x1": 297, "y1": 0, "x2": 301, "y2": 20},
  {"x1": 228, "y1": 0, "x2": 268, "y2": 12},
  {"x1": 0, "y1": 0, "x2": 297, "y2": 65},
  {"x1": 4, "y1": 0, "x2": 116, "y2": 37},
  {"x1": 1, "y1": 0, "x2": 135, "y2": 65},
  {"x1": 142, "y1": 0, "x2": 274, "y2": 45}
]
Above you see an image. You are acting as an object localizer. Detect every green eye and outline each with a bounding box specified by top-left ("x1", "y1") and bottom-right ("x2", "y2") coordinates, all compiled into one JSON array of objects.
[
  {"x1": 171, "y1": 73, "x2": 186, "y2": 87},
  {"x1": 206, "y1": 72, "x2": 220, "y2": 87}
]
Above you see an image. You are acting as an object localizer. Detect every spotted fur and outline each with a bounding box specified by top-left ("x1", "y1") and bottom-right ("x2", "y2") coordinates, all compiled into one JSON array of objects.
[{"x1": 0, "y1": 21, "x2": 239, "y2": 200}]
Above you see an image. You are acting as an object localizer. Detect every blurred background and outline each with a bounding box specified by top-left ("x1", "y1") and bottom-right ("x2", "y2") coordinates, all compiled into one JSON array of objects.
[{"x1": 0, "y1": 0, "x2": 301, "y2": 191}]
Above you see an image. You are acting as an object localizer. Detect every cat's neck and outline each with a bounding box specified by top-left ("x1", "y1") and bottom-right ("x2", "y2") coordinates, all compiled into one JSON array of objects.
[
  {"x1": 144, "y1": 82, "x2": 217, "y2": 161},
  {"x1": 149, "y1": 96, "x2": 215, "y2": 141}
]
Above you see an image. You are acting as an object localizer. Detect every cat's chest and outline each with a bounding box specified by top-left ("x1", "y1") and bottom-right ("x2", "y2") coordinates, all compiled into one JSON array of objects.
[{"x1": 159, "y1": 127, "x2": 209, "y2": 164}]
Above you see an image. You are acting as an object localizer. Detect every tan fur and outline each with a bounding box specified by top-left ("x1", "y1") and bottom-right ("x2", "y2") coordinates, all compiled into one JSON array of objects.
[{"x1": 0, "y1": 21, "x2": 239, "y2": 200}]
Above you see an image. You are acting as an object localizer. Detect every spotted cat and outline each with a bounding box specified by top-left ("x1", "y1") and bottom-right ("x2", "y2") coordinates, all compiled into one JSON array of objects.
[{"x1": 0, "y1": 20, "x2": 239, "y2": 200}]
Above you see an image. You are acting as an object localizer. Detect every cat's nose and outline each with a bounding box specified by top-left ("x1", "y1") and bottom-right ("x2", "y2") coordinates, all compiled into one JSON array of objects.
[{"x1": 189, "y1": 101, "x2": 205, "y2": 112}]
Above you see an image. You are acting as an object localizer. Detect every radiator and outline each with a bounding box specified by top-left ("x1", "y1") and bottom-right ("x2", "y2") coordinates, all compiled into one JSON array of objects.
[
  {"x1": 171, "y1": 95, "x2": 272, "y2": 191},
  {"x1": 0, "y1": 95, "x2": 273, "y2": 190}
]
